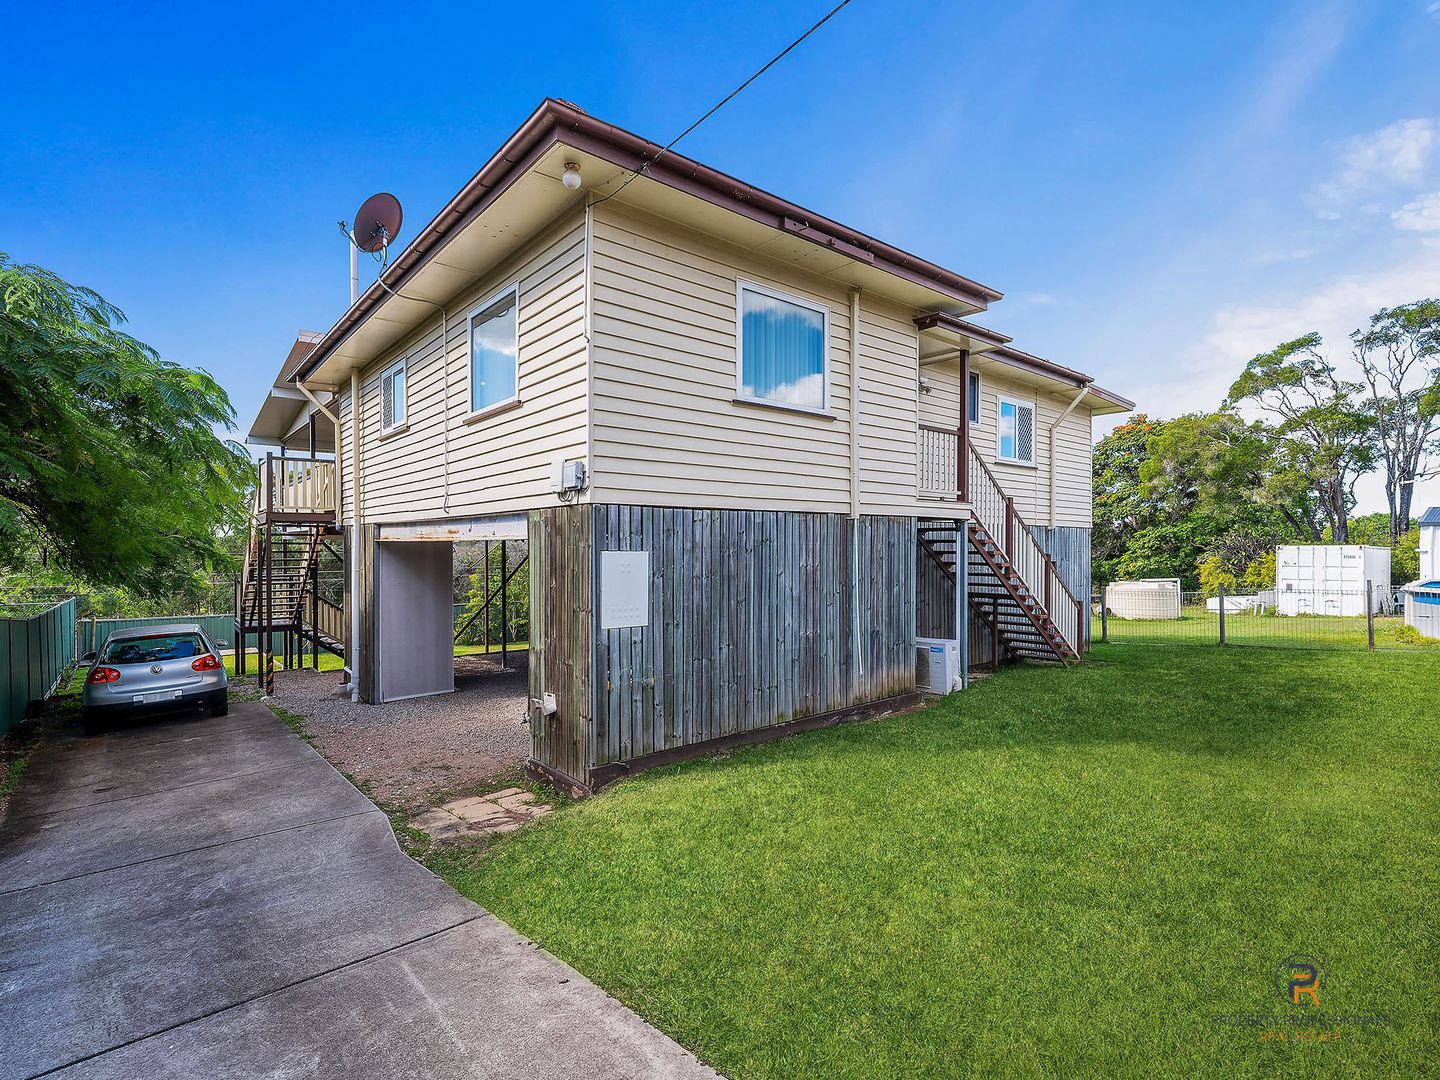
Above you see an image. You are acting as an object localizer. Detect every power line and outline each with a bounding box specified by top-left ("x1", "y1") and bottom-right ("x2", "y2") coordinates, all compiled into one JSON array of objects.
[{"x1": 591, "y1": 0, "x2": 856, "y2": 207}]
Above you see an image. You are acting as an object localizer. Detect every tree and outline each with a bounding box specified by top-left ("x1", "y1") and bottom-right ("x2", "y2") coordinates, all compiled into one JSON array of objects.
[
  {"x1": 1351, "y1": 300, "x2": 1440, "y2": 540},
  {"x1": 1143, "y1": 411, "x2": 1322, "y2": 540},
  {"x1": 0, "y1": 254, "x2": 250, "y2": 596},
  {"x1": 1226, "y1": 333, "x2": 1376, "y2": 542}
]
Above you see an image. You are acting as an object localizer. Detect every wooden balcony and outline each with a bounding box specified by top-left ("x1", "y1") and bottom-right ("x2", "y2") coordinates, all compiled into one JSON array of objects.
[
  {"x1": 255, "y1": 454, "x2": 336, "y2": 524},
  {"x1": 918, "y1": 424, "x2": 967, "y2": 501}
]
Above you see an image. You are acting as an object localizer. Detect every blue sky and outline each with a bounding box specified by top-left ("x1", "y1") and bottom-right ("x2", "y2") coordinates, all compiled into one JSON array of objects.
[{"x1": 7, "y1": 0, "x2": 1440, "y2": 512}]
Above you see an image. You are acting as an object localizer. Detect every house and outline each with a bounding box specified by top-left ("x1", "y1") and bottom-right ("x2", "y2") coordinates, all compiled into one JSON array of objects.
[{"x1": 243, "y1": 99, "x2": 1131, "y2": 795}]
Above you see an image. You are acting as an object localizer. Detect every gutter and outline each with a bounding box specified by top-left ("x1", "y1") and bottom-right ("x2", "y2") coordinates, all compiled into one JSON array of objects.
[{"x1": 297, "y1": 99, "x2": 1003, "y2": 385}]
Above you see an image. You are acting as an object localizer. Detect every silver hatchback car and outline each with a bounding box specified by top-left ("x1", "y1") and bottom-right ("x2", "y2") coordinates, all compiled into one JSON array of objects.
[{"x1": 81, "y1": 623, "x2": 229, "y2": 725}]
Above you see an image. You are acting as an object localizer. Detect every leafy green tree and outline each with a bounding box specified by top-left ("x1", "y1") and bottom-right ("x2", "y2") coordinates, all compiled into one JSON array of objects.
[
  {"x1": 1226, "y1": 333, "x2": 1376, "y2": 542},
  {"x1": 0, "y1": 254, "x2": 250, "y2": 596},
  {"x1": 456, "y1": 543, "x2": 529, "y2": 647},
  {"x1": 1143, "y1": 411, "x2": 1322, "y2": 540},
  {"x1": 1351, "y1": 300, "x2": 1440, "y2": 540}
]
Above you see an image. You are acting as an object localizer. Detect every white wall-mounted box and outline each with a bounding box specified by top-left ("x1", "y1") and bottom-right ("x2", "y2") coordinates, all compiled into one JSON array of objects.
[{"x1": 599, "y1": 551, "x2": 650, "y2": 629}]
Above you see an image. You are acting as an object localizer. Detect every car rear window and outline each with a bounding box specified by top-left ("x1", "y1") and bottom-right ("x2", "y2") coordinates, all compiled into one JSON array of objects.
[{"x1": 101, "y1": 634, "x2": 207, "y2": 665}]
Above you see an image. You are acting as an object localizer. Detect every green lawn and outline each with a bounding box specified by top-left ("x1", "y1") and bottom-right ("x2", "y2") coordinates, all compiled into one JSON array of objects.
[
  {"x1": 431, "y1": 646, "x2": 1438, "y2": 1078},
  {"x1": 1096, "y1": 605, "x2": 1436, "y2": 651},
  {"x1": 221, "y1": 641, "x2": 527, "y2": 676}
]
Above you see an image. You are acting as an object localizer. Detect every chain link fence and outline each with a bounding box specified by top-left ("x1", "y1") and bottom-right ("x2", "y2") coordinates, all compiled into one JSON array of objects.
[{"x1": 1092, "y1": 582, "x2": 1437, "y2": 653}]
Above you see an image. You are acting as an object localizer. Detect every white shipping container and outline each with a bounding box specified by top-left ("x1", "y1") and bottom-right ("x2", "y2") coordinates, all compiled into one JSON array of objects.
[{"x1": 1275, "y1": 545, "x2": 1391, "y2": 617}]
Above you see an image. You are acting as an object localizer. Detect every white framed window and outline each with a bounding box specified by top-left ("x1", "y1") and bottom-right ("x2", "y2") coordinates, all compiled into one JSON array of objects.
[
  {"x1": 996, "y1": 394, "x2": 1035, "y2": 464},
  {"x1": 379, "y1": 360, "x2": 406, "y2": 433},
  {"x1": 736, "y1": 280, "x2": 829, "y2": 413},
  {"x1": 468, "y1": 284, "x2": 519, "y2": 417},
  {"x1": 968, "y1": 371, "x2": 981, "y2": 425}
]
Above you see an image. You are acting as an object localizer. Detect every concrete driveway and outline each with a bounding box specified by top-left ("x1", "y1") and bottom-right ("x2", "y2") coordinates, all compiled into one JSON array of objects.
[{"x1": 0, "y1": 701, "x2": 716, "y2": 1080}]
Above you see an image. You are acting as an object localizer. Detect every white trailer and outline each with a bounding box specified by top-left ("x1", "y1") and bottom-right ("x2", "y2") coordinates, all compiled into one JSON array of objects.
[{"x1": 1276, "y1": 545, "x2": 1391, "y2": 617}]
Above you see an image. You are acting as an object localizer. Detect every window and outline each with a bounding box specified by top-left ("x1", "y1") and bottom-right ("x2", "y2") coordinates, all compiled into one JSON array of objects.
[
  {"x1": 469, "y1": 286, "x2": 519, "y2": 415},
  {"x1": 102, "y1": 633, "x2": 205, "y2": 664},
  {"x1": 380, "y1": 361, "x2": 406, "y2": 433},
  {"x1": 737, "y1": 281, "x2": 828, "y2": 411},
  {"x1": 997, "y1": 395, "x2": 1034, "y2": 464},
  {"x1": 968, "y1": 371, "x2": 981, "y2": 425}
]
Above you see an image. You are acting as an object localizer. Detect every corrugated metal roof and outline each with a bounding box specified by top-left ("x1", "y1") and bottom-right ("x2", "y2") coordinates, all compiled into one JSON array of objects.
[{"x1": 1420, "y1": 506, "x2": 1440, "y2": 526}]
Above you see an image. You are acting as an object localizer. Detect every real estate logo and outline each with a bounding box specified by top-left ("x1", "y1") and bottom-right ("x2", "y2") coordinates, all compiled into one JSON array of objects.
[{"x1": 1274, "y1": 954, "x2": 1322, "y2": 1007}]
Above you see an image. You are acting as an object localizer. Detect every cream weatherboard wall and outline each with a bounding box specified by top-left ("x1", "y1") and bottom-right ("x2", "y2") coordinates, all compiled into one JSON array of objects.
[
  {"x1": 335, "y1": 211, "x2": 589, "y2": 524},
  {"x1": 332, "y1": 199, "x2": 1096, "y2": 529},
  {"x1": 919, "y1": 358, "x2": 1096, "y2": 529},
  {"x1": 586, "y1": 204, "x2": 931, "y2": 517}
]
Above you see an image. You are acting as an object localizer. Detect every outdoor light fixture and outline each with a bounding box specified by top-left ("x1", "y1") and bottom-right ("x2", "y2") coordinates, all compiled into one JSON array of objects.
[{"x1": 561, "y1": 162, "x2": 582, "y2": 190}]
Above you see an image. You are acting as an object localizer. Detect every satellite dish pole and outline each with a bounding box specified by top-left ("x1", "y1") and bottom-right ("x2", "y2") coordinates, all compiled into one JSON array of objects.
[{"x1": 339, "y1": 192, "x2": 403, "y2": 307}]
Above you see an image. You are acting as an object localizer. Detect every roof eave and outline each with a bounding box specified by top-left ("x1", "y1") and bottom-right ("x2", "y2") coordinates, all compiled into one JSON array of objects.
[{"x1": 297, "y1": 99, "x2": 1003, "y2": 385}]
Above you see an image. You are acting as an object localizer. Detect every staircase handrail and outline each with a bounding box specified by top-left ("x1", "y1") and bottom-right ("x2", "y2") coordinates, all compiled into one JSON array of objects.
[{"x1": 966, "y1": 444, "x2": 1084, "y2": 655}]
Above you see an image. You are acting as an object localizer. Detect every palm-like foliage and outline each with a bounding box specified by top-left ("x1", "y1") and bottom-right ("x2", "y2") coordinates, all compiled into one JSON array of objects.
[{"x1": 0, "y1": 253, "x2": 251, "y2": 595}]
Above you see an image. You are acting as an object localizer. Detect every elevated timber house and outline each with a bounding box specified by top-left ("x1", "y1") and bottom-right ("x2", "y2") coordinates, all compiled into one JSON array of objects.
[{"x1": 244, "y1": 99, "x2": 1131, "y2": 795}]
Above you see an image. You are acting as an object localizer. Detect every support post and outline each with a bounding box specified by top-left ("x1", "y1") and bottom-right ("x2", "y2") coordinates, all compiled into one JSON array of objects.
[
  {"x1": 1100, "y1": 589, "x2": 1108, "y2": 644},
  {"x1": 991, "y1": 597, "x2": 1000, "y2": 672},
  {"x1": 1004, "y1": 498, "x2": 1015, "y2": 557},
  {"x1": 1366, "y1": 581, "x2": 1375, "y2": 650},
  {"x1": 1218, "y1": 582, "x2": 1226, "y2": 646},
  {"x1": 500, "y1": 540, "x2": 508, "y2": 671},
  {"x1": 483, "y1": 541, "x2": 491, "y2": 655},
  {"x1": 957, "y1": 349, "x2": 970, "y2": 503},
  {"x1": 311, "y1": 553, "x2": 319, "y2": 670},
  {"x1": 1075, "y1": 596, "x2": 1084, "y2": 656},
  {"x1": 262, "y1": 453, "x2": 275, "y2": 696}
]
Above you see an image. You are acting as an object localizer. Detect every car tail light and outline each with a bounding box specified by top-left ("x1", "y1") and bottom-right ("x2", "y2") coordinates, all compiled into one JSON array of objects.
[
  {"x1": 88, "y1": 667, "x2": 121, "y2": 684},
  {"x1": 192, "y1": 654, "x2": 222, "y2": 671}
]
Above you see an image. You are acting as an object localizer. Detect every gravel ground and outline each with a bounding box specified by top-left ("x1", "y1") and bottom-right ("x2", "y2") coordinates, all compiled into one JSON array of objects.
[{"x1": 265, "y1": 653, "x2": 531, "y2": 813}]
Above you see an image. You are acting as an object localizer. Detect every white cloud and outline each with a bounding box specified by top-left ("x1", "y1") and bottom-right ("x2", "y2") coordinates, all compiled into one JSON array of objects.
[
  {"x1": 1393, "y1": 192, "x2": 1440, "y2": 232},
  {"x1": 1429, "y1": 0, "x2": 1440, "y2": 21},
  {"x1": 1310, "y1": 118, "x2": 1438, "y2": 214}
]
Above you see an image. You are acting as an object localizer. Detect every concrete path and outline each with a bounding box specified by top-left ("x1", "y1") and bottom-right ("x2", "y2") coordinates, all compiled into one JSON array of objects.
[{"x1": 0, "y1": 702, "x2": 717, "y2": 1080}]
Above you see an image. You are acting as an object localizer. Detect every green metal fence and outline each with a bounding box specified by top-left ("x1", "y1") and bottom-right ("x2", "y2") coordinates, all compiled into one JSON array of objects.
[
  {"x1": 1, "y1": 598, "x2": 78, "y2": 737},
  {"x1": 77, "y1": 614, "x2": 243, "y2": 657}
]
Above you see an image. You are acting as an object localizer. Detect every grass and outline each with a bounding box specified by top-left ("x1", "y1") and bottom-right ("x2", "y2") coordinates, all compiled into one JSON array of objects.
[
  {"x1": 1096, "y1": 606, "x2": 1437, "y2": 651},
  {"x1": 221, "y1": 641, "x2": 528, "y2": 677},
  {"x1": 429, "y1": 646, "x2": 1439, "y2": 1078}
]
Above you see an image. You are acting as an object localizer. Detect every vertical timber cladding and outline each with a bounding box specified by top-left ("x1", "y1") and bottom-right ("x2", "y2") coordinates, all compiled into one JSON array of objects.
[
  {"x1": 590, "y1": 505, "x2": 916, "y2": 770},
  {"x1": 916, "y1": 542, "x2": 956, "y2": 639},
  {"x1": 1030, "y1": 525, "x2": 1093, "y2": 644},
  {"x1": 527, "y1": 506, "x2": 594, "y2": 790}
]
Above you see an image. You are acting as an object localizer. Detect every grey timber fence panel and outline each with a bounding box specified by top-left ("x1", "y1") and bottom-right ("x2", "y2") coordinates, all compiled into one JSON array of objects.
[
  {"x1": 589, "y1": 508, "x2": 916, "y2": 770},
  {"x1": 1, "y1": 598, "x2": 77, "y2": 737},
  {"x1": 528, "y1": 506, "x2": 593, "y2": 787},
  {"x1": 1031, "y1": 525, "x2": 1093, "y2": 645}
]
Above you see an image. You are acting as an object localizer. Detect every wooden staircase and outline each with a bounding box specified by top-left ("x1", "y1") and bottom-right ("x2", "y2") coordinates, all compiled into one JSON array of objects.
[
  {"x1": 236, "y1": 454, "x2": 345, "y2": 685},
  {"x1": 918, "y1": 444, "x2": 1085, "y2": 667}
]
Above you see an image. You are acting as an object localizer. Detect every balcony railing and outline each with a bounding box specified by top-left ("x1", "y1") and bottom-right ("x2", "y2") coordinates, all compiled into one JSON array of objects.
[
  {"x1": 918, "y1": 425, "x2": 964, "y2": 500},
  {"x1": 257, "y1": 455, "x2": 335, "y2": 517},
  {"x1": 967, "y1": 443, "x2": 1084, "y2": 656}
]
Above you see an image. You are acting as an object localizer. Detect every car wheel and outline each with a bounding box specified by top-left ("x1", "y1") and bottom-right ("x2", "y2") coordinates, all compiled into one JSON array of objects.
[
  {"x1": 209, "y1": 692, "x2": 229, "y2": 718},
  {"x1": 80, "y1": 707, "x2": 105, "y2": 736}
]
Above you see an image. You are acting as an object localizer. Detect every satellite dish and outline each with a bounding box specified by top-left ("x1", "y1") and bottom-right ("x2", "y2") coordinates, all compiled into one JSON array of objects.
[{"x1": 351, "y1": 193, "x2": 402, "y2": 253}]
